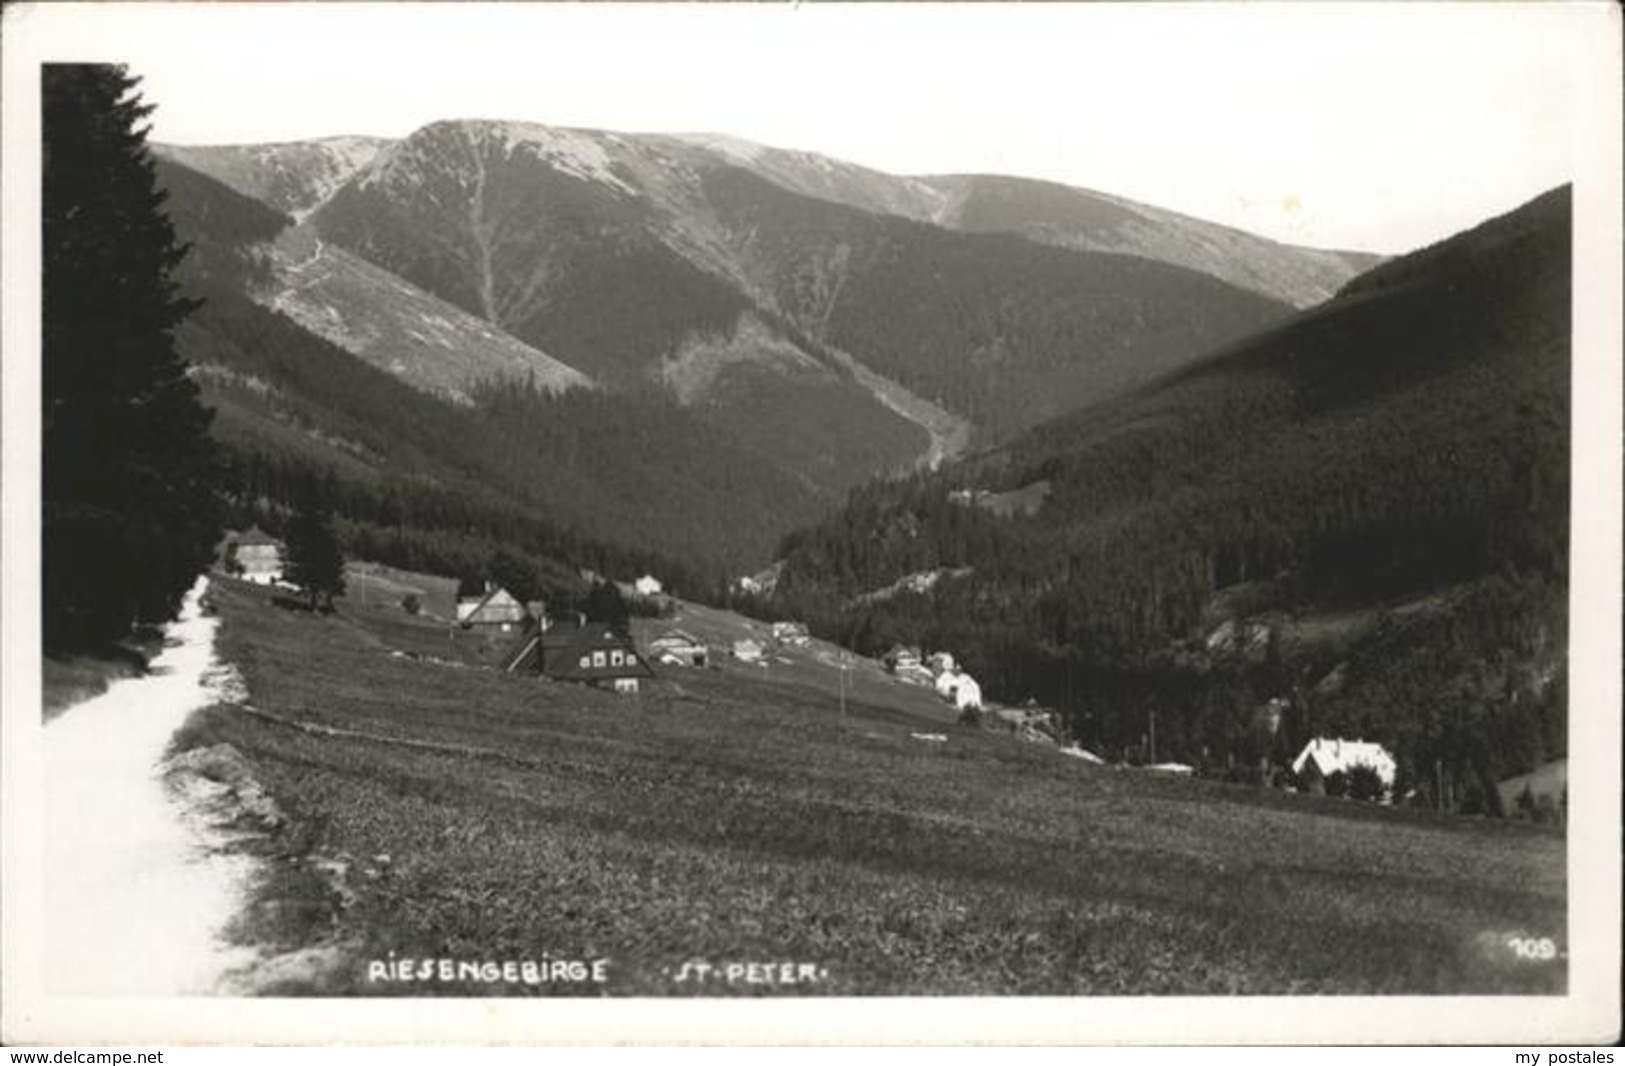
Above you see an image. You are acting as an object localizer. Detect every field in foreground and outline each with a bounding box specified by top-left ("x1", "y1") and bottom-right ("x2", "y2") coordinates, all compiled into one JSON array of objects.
[{"x1": 183, "y1": 578, "x2": 1566, "y2": 996}]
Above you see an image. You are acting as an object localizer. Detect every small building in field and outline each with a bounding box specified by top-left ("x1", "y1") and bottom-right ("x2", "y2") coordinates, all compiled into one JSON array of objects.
[
  {"x1": 226, "y1": 527, "x2": 285, "y2": 585},
  {"x1": 949, "y1": 674, "x2": 982, "y2": 711},
  {"x1": 458, "y1": 586, "x2": 529, "y2": 632},
  {"x1": 732, "y1": 638, "x2": 765, "y2": 664},
  {"x1": 771, "y1": 621, "x2": 810, "y2": 647},
  {"x1": 506, "y1": 619, "x2": 653, "y2": 694},
  {"x1": 935, "y1": 668, "x2": 983, "y2": 710},
  {"x1": 883, "y1": 645, "x2": 924, "y2": 673},
  {"x1": 633, "y1": 574, "x2": 664, "y2": 599},
  {"x1": 993, "y1": 702, "x2": 1060, "y2": 737},
  {"x1": 1292, "y1": 738, "x2": 1397, "y2": 797},
  {"x1": 648, "y1": 630, "x2": 708, "y2": 668}
]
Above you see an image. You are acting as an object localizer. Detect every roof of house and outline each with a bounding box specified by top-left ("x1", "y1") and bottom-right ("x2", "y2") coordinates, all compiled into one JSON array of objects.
[
  {"x1": 539, "y1": 622, "x2": 654, "y2": 682},
  {"x1": 1496, "y1": 758, "x2": 1567, "y2": 801},
  {"x1": 232, "y1": 526, "x2": 283, "y2": 548},
  {"x1": 1292, "y1": 738, "x2": 1397, "y2": 782},
  {"x1": 649, "y1": 629, "x2": 704, "y2": 649}
]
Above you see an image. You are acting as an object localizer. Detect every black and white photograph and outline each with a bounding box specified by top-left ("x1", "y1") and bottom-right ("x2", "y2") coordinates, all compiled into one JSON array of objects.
[{"x1": 2, "y1": 0, "x2": 1619, "y2": 1047}]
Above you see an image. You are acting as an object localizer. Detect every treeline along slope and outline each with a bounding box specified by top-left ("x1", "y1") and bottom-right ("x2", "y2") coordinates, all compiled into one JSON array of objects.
[{"x1": 769, "y1": 186, "x2": 1572, "y2": 811}]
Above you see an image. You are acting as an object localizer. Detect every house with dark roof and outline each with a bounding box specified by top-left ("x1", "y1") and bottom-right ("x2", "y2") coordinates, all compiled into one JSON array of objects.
[{"x1": 506, "y1": 620, "x2": 654, "y2": 694}]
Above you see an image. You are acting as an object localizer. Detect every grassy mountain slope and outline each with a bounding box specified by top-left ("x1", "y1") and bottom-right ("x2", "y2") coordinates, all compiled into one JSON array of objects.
[
  {"x1": 664, "y1": 132, "x2": 1379, "y2": 308},
  {"x1": 156, "y1": 136, "x2": 389, "y2": 218},
  {"x1": 258, "y1": 223, "x2": 592, "y2": 402},
  {"x1": 928, "y1": 174, "x2": 1384, "y2": 308},
  {"x1": 179, "y1": 576, "x2": 1563, "y2": 995},
  {"x1": 770, "y1": 186, "x2": 1572, "y2": 809},
  {"x1": 156, "y1": 157, "x2": 592, "y2": 404}
]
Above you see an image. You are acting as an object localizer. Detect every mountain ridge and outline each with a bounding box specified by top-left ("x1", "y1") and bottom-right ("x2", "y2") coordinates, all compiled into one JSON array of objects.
[{"x1": 158, "y1": 121, "x2": 1376, "y2": 308}]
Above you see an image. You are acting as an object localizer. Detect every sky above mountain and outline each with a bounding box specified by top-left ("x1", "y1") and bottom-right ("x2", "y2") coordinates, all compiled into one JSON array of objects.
[{"x1": 0, "y1": 3, "x2": 1604, "y2": 255}]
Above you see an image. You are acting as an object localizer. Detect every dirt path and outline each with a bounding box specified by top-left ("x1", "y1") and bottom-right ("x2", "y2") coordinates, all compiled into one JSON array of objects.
[{"x1": 43, "y1": 577, "x2": 258, "y2": 995}]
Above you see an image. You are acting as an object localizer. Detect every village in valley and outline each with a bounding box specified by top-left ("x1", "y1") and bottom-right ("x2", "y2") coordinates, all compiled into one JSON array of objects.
[{"x1": 218, "y1": 526, "x2": 1559, "y2": 816}]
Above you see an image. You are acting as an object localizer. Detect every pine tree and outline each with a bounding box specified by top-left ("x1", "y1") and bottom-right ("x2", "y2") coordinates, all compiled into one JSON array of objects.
[
  {"x1": 284, "y1": 479, "x2": 346, "y2": 612},
  {"x1": 42, "y1": 64, "x2": 221, "y2": 650},
  {"x1": 488, "y1": 547, "x2": 542, "y2": 604},
  {"x1": 582, "y1": 579, "x2": 631, "y2": 635}
]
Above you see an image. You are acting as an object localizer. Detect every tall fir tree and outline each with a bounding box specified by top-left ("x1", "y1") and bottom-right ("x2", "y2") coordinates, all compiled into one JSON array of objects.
[
  {"x1": 284, "y1": 477, "x2": 346, "y2": 612},
  {"x1": 42, "y1": 64, "x2": 221, "y2": 650},
  {"x1": 582, "y1": 579, "x2": 631, "y2": 636}
]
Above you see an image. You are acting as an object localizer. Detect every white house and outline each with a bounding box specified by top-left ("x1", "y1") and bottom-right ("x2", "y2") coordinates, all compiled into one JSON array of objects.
[
  {"x1": 771, "y1": 621, "x2": 810, "y2": 646},
  {"x1": 457, "y1": 586, "x2": 528, "y2": 632},
  {"x1": 953, "y1": 675, "x2": 983, "y2": 711},
  {"x1": 648, "y1": 630, "x2": 708, "y2": 667},
  {"x1": 633, "y1": 574, "x2": 664, "y2": 598},
  {"x1": 1292, "y1": 738, "x2": 1398, "y2": 796},
  {"x1": 935, "y1": 669, "x2": 983, "y2": 711},
  {"x1": 226, "y1": 528, "x2": 284, "y2": 585},
  {"x1": 731, "y1": 638, "x2": 765, "y2": 663}
]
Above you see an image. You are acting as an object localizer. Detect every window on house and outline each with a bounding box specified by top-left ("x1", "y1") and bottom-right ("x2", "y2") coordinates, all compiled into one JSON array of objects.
[
  {"x1": 579, "y1": 655, "x2": 591, "y2": 669},
  {"x1": 593, "y1": 651, "x2": 607, "y2": 668},
  {"x1": 610, "y1": 650, "x2": 624, "y2": 666}
]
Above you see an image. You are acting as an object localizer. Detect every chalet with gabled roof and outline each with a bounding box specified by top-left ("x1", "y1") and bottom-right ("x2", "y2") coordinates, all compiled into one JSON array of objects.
[
  {"x1": 225, "y1": 527, "x2": 285, "y2": 585},
  {"x1": 1291, "y1": 738, "x2": 1397, "y2": 797},
  {"x1": 458, "y1": 586, "x2": 529, "y2": 631},
  {"x1": 506, "y1": 619, "x2": 653, "y2": 694}
]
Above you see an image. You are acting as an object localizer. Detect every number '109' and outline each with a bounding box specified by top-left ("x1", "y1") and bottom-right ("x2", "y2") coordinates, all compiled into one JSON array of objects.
[{"x1": 1507, "y1": 936, "x2": 1558, "y2": 960}]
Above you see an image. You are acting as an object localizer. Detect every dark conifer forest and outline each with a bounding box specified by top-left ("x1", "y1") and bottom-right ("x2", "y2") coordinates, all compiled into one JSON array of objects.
[{"x1": 42, "y1": 65, "x2": 223, "y2": 650}]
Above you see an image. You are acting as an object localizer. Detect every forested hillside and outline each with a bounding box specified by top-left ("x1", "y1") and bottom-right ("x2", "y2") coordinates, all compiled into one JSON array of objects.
[
  {"x1": 308, "y1": 119, "x2": 1295, "y2": 452},
  {"x1": 768, "y1": 186, "x2": 1572, "y2": 813},
  {"x1": 159, "y1": 157, "x2": 834, "y2": 594},
  {"x1": 702, "y1": 166, "x2": 1295, "y2": 435}
]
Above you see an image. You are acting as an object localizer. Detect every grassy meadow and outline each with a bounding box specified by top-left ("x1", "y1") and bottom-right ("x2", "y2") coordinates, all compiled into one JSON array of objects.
[{"x1": 182, "y1": 576, "x2": 1566, "y2": 996}]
